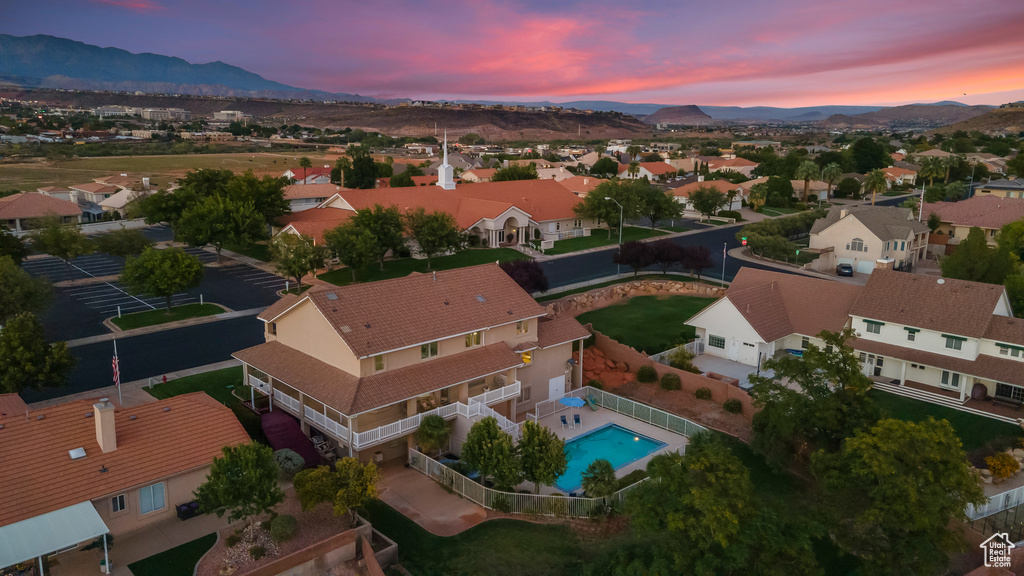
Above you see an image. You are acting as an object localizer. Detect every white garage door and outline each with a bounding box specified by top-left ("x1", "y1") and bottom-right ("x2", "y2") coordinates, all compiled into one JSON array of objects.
[
  {"x1": 855, "y1": 259, "x2": 875, "y2": 274},
  {"x1": 836, "y1": 257, "x2": 854, "y2": 266},
  {"x1": 738, "y1": 342, "x2": 759, "y2": 366}
]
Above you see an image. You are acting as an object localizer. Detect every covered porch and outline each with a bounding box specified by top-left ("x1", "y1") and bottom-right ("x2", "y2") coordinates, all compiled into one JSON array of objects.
[{"x1": 0, "y1": 502, "x2": 110, "y2": 575}]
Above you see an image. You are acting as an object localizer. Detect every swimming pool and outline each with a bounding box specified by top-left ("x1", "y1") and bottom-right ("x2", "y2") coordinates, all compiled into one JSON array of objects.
[{"x1": 555, "y1": 423, "x2": 667, "y2": 493}]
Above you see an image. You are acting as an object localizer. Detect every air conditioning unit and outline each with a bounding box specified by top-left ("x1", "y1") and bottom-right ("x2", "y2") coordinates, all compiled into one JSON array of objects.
[{"x1": 374, "y1": 451, "x2": 384, "y2": 463}]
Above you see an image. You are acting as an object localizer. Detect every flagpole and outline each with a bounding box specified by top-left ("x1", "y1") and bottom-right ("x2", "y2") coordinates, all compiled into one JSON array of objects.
[{"x1": 114, "y1": 338, "x2": 122, "y2": 406}]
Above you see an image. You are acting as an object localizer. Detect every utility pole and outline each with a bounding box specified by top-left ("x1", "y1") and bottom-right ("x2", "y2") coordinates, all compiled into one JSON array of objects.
[
  {"x1": 721, "y1": 243, "x2": 727, "y2": 288},
  {"x1": 605, "y1": 196, "x2": 624, "y2": 275}
]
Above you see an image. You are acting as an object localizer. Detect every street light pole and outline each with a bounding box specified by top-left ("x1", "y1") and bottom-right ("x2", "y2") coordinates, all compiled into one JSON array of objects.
[
  {"x1": 605, "y1": 196, "x2": 624, "y2": 275},
  {"x1": 721, "y1": 243, "x2": 727, "y2": 288}
]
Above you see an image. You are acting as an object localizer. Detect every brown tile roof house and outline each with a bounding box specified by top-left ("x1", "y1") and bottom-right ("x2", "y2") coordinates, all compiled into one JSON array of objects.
[
  {"x1": 0, "y1": 393, "x2": 249, "y2": 527},
  {"x1": 810, "y1": 205, "x2": 929, "y2": 241},
  {"x1": 0, "y1": 393, "x2": 28, "y2": 417},
  {"x1": 557, "y1": 176, "x2": 605, "y2": 196},
  {"x1": 670, "y1": 179, "x2": 741, "y2": 199},
  {"x1": 283, "y1": 183, "x2": 343, "y2": 200},
  {"x1": 276, "y1": 207, "x2": 353, "y2": 243},
  {"x1": 850, "y1": 270, "x2": 1008, "y2": 339},
  {"x1": 922, "y1": 195, "x2": 1024, "y2": 230},
  {"x1": 0, "y1": 193, "x2": 82, "y2": 220},
  {"x1": 712, "y1": 268, "x2": 862, "y2": 341}
]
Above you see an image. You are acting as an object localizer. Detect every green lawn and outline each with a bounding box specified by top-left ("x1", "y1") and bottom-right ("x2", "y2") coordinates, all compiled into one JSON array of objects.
[
  {"x1": 576, "y1": 294, "x2": 717, "y2": 354},
  {"x1": 110, "y1": 303, "x2": 224, "y2": 330},
  {"x1": 760, "y1": 207, "x2": 800, "y2": 217},
  {"x1": 127, "y1": 533, "x2": 216, "y2": 576},
  {"x1": 869, "y1": 389, "x2": 1024, "y2": 453},
  {"x1": 224, "y1": 241, "x2": 271, "y2": 262},
  {"x1": 659, "y1": 225, "x2": 691, "y2": 233},
  {"x1": 147, "y1": 366, "x2": 264, "y2": 441},
  {"x1": 318, "y1": 248, "x2": 527, "y2": 287},
  {"x1": 535, "y1": 273, "x2": 711, "y2": 303},
  {"x1": 541, "y1": 226, "x2": 667, "y2": 256}
]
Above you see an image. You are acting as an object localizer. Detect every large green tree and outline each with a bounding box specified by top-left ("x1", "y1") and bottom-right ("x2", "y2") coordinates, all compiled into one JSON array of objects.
[
  {"x1": 812, "y1": 418, "x2": 986, "y2": 576},
  {"x1": 0, "y1": 312, "x2": 75, "y2": 394},
  {"x1": 27, "y1": 215, "x2": 94, "y2": 264},
  {"x1": 460, "y1": 417, "x2": 520, "y2": 489},
  {"x1": 688, "y1": 185, "x2": 727, "y2": 220},
  {"x1": 403, "y1": 208, "x2": 464, "y2": 269},
  {"x1": 491, "y1": 163, "x2": 539, "y2": 182},
  {"x1": 324, "y1": 222, "x2": 377, "y2": 282},
  {"x1": 178, "y1": 196, "x2": 266, "y2": 262},
  {"x1": 344, "y1": 146, "x2": 378, "y2": 189},
  {"x1": 941, "y1": 226, "x2": 1016, "y2": 284},
  {"x1": 0, "y1": 257, "x2": 51, "y2": 326},
  {"x1": 0, "y1": 227, "x2": 29, "y2": 264},
  {"x1": 352, "y1": 204, "x2": 405, "y2": 271},
  {"x1": 293, "y1": 459, "x2": 380, "y2": 525},
  {"x1": 224, "y1": 170, "x2": 290, "y2": 226},
  {"x1": 580, "y1": 459, "x2": 617, "y2": 498},
  {"x1": 195, "y1": 443, "x2": 285, "y2": 535},
  {"x1": 94, "y1": 228, "x2": 154, "y2": 258},
  {"x1": 517, "y1": 420, "x2": 568, "y2": 494},
  {"x1": 298, "y1": 156, "x2": 312, "y2": 183},
  {"x1": 638, "y1": 183, "x2": 682, "y2": 229},
  {"x1": 270, "y1": 233, "x2": 329, "y2": 290},
  {"x1": 850, "y1": 137, "x2": 890, "y2": 173},
  {"x1": 574, "y1": 180, "x2": 642, "y2": 238},
  {"x1": 120, "y1": 247, "x2": 204, "y2": 311},
  {"x1": 141, "y1": 168, "x2": 234, "y2": 227},
  {"x1": 591, "y1": 157, "x2": 618, "y2": 177},
  {"x1": 748, "y1": 329, "x2": 878, "y2": 468}
]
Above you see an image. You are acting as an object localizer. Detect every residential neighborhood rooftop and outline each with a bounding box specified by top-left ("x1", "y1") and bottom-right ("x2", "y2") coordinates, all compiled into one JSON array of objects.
[
  {"x1": 922, "y1": 195, "x2": 1024, "y2": 230},
  {"x1": 810, "y1": 205, "x2": 929, "y2": 241}
]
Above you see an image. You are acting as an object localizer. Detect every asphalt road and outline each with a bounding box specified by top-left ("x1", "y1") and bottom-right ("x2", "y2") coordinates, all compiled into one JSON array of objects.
[{"x1": 23, "y1": 316, "x2": 266, "y2": 402}]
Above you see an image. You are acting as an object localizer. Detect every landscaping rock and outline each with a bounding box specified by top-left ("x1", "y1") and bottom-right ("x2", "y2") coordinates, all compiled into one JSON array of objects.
[{"x1": 1012, "y1": 448, "x2": 1024, "y2": 458}]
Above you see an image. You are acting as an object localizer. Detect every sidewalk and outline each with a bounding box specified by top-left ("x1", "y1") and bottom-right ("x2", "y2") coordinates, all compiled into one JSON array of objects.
[
  {"x1": 66, "y1": 306, "x2": 267, "y2": 348},
  {"x1": 377, "y1": 460, "x2": 487, "y2": 536},
  {"x1": 27, "y1": 359, "x2": 241, "y2": 410}
]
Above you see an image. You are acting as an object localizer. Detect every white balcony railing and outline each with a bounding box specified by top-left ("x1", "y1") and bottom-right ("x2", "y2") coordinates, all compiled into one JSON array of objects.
[
  {"x1": 248, "y1": 374, "x2": 271, "y2": 394},
  {"x1": 469, "y1": 380, "x2": 521, "y2": 406},
  {"x1": 273, "y1": 388, "x2": 301, "y2": 413},
  {"x1": 304, "y1": 405, "x2": 350, "y2": 441}
]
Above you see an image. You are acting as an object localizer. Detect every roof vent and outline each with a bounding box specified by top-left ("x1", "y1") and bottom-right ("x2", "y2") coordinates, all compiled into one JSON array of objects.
[
  {"x1": 69, "y1": 447, "x2": 86, "y2": 460},
  {"x1": 163, "y1": 407, "x2": 171, "y2": 412},
  {"x1": 36, "y1": 414, "x2": 44, "y2": 420},
  {"x1": 129, "y1": 415, "x2": 137, "y2": 420},
  {"x1": 85, "y1": 412, "x2": 93, "y2": 418},
  {"x1": 341, "y1": 325, "x2": 352, "y2": 333},
  {"x1": 937, "y1": 279, "x2": 945, "y2": 285},
  {"x1": 326, "y1": 292, "x2": 338, "y2": 301},
  {"x1": 476, "y1": 295, "x2": 486, "y2": 303},
  {"x1": 364, "y1": 323, "x2": 371, "y2": 329}
]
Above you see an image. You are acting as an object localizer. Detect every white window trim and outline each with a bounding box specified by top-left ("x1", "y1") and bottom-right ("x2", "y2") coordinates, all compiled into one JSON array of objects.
[
  {"x1": 111, "y1": 494, "x2": 126, "y2": 514},
  {"x1": 139, "y1": 482, "x2": 166, "y2": 515}
]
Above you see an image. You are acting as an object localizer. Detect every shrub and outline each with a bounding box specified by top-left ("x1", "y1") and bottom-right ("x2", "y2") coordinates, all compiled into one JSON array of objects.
[
  {"x1": 467, "y1": 235, "x2": 481, "y2": 247},
  {"x1": 533, "y1": 228, "x2": 541, "y2": 240},
  {"x1": 546, "y1": 493, "x2": 568, "y2": 517},
  {"x1": 491, "y1": 494, "x2": 512, "y2": 513},
  {"x1": 986, "y1": 452, "x2": 1020, "y2": 480},
  {"x1": 396, "y1": 245, "x2": 411, "y2": 258},
  {"x1": 668, "y1": 346, "x2": 699, "y2": 373},
  {"x1": 273, "y1": 449, "x2": 305, "y2": 479},
  {"x1": 660, "y1": 373, "x2": 681, "y2": 391},
  {"x1": 615, "y1": 469, "x2": 648, "y2": 490},
  {"x1": 270, "y1": 514, "x2": 298, "y2": 543},
  {"x1": 718, "y1": 210, "x2": 743, "y2": 221},
  {"x1": 636, "y1": 365, "x2": 658, "y2": 383},
  {"x1": 723, "y1": 399, "x2": 743, "y2": 414},
  {"x1": 807, "y1": 194, "x2": 818, "y2": 203},
  {"x1": 695, "y1": 387, "x2": 712, "y2": 400},
  {"x1": 587, "y1": 379, "x2": 604, "y2": 390},
  {"x1": 792, "y1": 201, "x2": 808, "y2": 211},
  {"x1": 224, "y1": 533, "x2": 240, "y2": 548},
  {"x1": 249, "y1": 545, "x2": 266, "y2": 561}
]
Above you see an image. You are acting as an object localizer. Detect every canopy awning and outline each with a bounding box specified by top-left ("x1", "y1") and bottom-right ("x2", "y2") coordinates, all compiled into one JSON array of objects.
[{"x1": 0, "y1": 502, "x2": 109, "y2": 568}]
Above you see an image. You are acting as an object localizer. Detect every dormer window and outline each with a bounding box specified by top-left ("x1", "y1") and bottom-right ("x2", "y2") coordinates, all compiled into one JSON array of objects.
[
  {"x1": 516, "y1": 320, "x2": 529, "y2": 335},
  {"x1": 373, "y1": 354, "x2": 384, "y2": 372},
  {"x1": 465, "y1": 331, "x2": 482, "y2": 348},
  {"x1": 421, "y1": 341, "x2": 439, "y2": 359}
]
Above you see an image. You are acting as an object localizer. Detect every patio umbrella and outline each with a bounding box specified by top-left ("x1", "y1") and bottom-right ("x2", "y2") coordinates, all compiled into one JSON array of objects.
[{"x1": 558, "y1": 397, "x2": 586, "y2": 408}]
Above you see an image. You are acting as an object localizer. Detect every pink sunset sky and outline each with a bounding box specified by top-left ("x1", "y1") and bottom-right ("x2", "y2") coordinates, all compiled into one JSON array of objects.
[{"x1": 3, "y1": 0, "x2": 1024, "y2": 107}]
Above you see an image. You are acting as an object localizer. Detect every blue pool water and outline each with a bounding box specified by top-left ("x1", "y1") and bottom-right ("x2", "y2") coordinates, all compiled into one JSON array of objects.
[{"x1": 555, "y1": 423, "x2": 667, "y2": 492}]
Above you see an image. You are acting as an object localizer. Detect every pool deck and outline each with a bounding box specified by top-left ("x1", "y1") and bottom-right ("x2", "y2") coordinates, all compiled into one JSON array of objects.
[{"x1": 531, "y1": 406, "x2": 689, "y2": 495}]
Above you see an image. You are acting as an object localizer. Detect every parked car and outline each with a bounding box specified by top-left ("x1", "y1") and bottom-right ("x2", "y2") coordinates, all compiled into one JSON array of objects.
[{"x1": 836, "y1": 263, "x2": 854, "y2": 277}]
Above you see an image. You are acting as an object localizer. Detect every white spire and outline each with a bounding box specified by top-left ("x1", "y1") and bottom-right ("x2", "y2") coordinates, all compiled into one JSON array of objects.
[{"x1": 436, "y1": 128, "x2": 456, "y2": 190}]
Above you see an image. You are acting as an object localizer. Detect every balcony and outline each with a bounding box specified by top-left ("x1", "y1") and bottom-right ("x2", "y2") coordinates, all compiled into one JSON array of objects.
[{"x1": 304, "y1": 405, "x2": 350, "y2": 441}]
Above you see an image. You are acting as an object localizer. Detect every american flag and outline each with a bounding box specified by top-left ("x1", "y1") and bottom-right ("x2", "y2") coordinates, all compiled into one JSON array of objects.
[{"x1": 112, "y1": 341, "x2": 120, "y2": 387}]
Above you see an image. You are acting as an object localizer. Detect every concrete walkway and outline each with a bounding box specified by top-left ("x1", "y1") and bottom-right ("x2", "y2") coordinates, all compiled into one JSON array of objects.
[
  {"x1": 377, "y1": 460, "x2": 487, "y2": 537},
  {"x1": 66, "y1": 307, "x2": 267, "y2": 348},
  {"x1": 28, "y1": 359, "x2": 241, "y2": 410}
]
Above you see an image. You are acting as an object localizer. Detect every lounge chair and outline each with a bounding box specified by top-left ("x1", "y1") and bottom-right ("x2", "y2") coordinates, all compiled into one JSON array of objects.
[
  {"x1": 560, "y1": 415, "x2": 569, "y2": 429},
  {"x1": 573, "y1": 414, "x2": 582, "y2": 427}
]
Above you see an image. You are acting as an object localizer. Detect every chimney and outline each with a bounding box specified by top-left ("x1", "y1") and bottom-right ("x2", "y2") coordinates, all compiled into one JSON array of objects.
[
  {"x1": 94, "y1": 398, "x2": 117, "y2": 453},
  {"x1": 840, "y1": 208, "x2": 848, "y2": 219},
  {"x1": 697, "y1": 175, "x2": 704, "y2": 183},
  {"x1": 142, "y1": 177, "x2": 150, "y2": 190}
]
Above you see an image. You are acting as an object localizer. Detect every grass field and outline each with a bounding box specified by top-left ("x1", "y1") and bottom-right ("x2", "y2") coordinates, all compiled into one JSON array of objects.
[
  {"x1": 318, "y1": 248, "x2": 526, "y2": 287},
  {"x1": 224, "y1": 241, "x2": 271, "y2": 262},
  {"x1": 576, "y1": 294, "x2": 717, "y2": 354},
  {"x1": 0, "y1": 151, "x2": 329, "y2": 191},
  {"x1": 869, "y1": 389, "x2": 1024, "y2": 452},
  {"x1": 542, "y1": 226, "x2": 666, "y2": 256},
  {"x1": 658, "y1": 225, "x2": 691, "y2": 233},
  {"x1": 111, "y1": 303, "x2": 224, "y2": 331},
  {"x1": 146, "y1": 366, "x2": 263, "y2": 441},
  {"x1": 760, "y1": 207, "x2": 801, "y2": 217},
  {"x1": 127, "y1": 533, "x2": 216, "y2": 576}
]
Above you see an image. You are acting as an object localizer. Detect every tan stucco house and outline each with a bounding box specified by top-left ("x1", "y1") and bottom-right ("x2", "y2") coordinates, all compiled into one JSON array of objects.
[{"x1": 809, "y1": 206, "x2": 929, "y2": 274}]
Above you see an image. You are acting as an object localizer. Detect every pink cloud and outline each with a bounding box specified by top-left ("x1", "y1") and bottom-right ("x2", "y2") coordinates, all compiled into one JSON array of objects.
[{"x1": 95, "y1": 0, "x2": 163, "y2": 12}]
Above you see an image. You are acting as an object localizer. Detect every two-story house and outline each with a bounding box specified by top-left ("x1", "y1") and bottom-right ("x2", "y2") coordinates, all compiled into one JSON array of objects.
[
  {"x1": 232, "y1": 264, "x2": 589, "y2": 463},
  {"x1": 922, "y1": 195, "x2": 1024, "y2": 248},
  {"x1": 974, "y1": 178, "x2": 1024, "y2": 199},
  {"x1": 809, "y1": 206, "x2": 929, "y2": 274},
  {"x1": 283, "y1": 183, "x2": 341, "y2": 213}
]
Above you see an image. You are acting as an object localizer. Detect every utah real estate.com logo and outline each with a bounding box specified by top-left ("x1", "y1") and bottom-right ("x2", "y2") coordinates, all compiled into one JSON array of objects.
[{"x1": 981, "y1": 533, "x2": 1015, "y2": 569}]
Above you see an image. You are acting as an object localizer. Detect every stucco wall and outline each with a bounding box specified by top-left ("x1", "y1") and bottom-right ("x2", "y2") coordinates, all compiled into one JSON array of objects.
[
  {"x1": 92, "y1": 467, "x2": 208, "y2": 536},
  {"x1": 516, "y1": 341, "x2": 577, "y2": 417},
  {"x1": 275, "y1": 300, "x2": 360, "y2": 374},
  {"x1": 544, "y1": 279, "x2": 725, "y2": 318}
]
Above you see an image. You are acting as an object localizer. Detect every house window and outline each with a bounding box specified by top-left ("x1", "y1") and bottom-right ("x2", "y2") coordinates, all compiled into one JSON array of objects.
[
  {"x1": 573, "y1": 219, "x2": 582, "y2": 228},
  {"x1": 708, "y1": 335, "x2": 725, "y2": 349},
  {"x1": 267, "y1": 322, "x2": 276, "y2": 335},
  {"x1": 864, "y1": 320, "x2": 883, "y2": 335},
  {"x1": 850, "y1": 238, "x2": 864, "y2": 252},
  {"x1": 996, "y1": 383, "x2": 1024, "y2": 401},
  {"x1": 900, "y1": 241, "x2": 906, "y2": 251},
  {"x1": 998, "y1": 345, "x2": 1023, "y2": 358},
  {"x1": 520, "y1": 350, "x2": 533, "y2": 365},
  {"x1": 940, "y1": 371, "x2": 961, "y2": 389},
  {"x1": 465, "y1": 331, "x2": 482, "y2": 347},
  {"x1": 111, "y1": 494, "x2": 126, "y2": 513},
  {"x1": 943, "y1": 335, "x2": 963, "y2": 351},
  {"x1": 420, "y1": 341, "x2": 439, "y2": 359},
  {"x1": 801, "y1": 336, "x2": 809, "y2": 350},
  {"x1": 139, "y1": 482, "x2": 166, "y2": 515},
  {"x1": 907, "y1": 331, "x2": 916, "y2": 342},
  {"x1": 516, "y1": 320, "x2": 529, "y2": 335},
  {"x1": 555, "y1": 222, "x2": 560, "y2": 231},
  {"x1": 520, "y1": 386, "x2": 531, "y2": 402},
  {"x1": 373, "y1": 355, "x2": 384, "y2": 372}
]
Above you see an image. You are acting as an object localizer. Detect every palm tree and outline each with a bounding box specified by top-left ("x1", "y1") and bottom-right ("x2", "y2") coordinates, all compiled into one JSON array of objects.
[
  {"x1": 626, "y1": 145, "x2": 642, "y2": 162},
  {"x1": 794, "y1": 160, "x2": 820, "y2": 202},
  {"x1": 865, "y1": 169, "x2": 888, "y2": 205},
  {"x1": 627, "y1": 161, "x2": 640, "y2": 179},
  {"x1": 821, "y1": 162, "x2": 843, "y2": 201},
  {"x1": 918, "y1": 157, "x2": 940, "y2": 186},
  {"x1": 415, "y1": 414, "x2": 450, "y2": 456},
  {"x1": 581, "y1": 459, "x2": 617, "y2": 498},
  {"x1": 298, "y1": 156, "x2": 312, "y2": 184}
]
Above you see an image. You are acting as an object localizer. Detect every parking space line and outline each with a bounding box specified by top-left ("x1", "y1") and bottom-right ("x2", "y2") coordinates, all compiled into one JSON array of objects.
[{"x1": 60, "y1": 260, "x2": 157, "y2": 311}]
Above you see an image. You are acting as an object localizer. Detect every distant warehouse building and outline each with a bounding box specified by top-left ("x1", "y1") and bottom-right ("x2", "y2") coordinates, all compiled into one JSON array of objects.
[{"x1": 140, "y1": 108, "x2": 191, "y2": 121}]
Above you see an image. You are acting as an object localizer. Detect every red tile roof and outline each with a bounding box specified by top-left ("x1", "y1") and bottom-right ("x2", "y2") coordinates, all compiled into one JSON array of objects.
[
  {"x1": 536, "y1": 316, "x2": 591, "y2": 349},
  {"x1": 0, "y1": 393, "x2": 249, "y2": 526},
  {"x1": 69, "y1": 182, "x2": 119, "y2": 195},
  {"x1": 922, "y1": 196, "x2": 1024, "y2": 230},
  {"x1": 411, "y1": 176, "x2": 439, "y2": 186},
  {"x1": 276, "y1": 208, "x2": 352, "y2": 243},
  {"x1": 0, "y1": 193, "x2": 82, "y2": 219},
  {"x1": 670, "y1": 179, "x2": 740, "y2": 198},
  {"x1": 283, "y1": 183, "x2": 343, "y2": 200},
  {"x1": 708, "y1": 157, "x2": 758, "y2": 168},
  {"x1": 617, "y1": 162, "x2": 678, "y2": 176},
  {"x1": 556, "y1": 176, "x2": 605, "y2": 196},
  {"x1": 0, "y1": 394, "x2": 28, "y2": 417}
]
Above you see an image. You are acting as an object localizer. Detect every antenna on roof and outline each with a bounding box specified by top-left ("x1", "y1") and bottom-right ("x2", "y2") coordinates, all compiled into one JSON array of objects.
[{"x1": 433, "y1": 271, "x2": 436, "y2": 281}]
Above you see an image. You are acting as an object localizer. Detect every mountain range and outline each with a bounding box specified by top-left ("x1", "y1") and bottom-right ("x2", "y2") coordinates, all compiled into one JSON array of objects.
[{"x1": 0, "y1": 34, "x2": 997, "y2": 125}]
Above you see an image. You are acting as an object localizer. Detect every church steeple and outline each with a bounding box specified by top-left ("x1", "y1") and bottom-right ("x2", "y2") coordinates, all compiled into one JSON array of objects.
[{"x1": 436, "y1": 130, "x2": 456, "y2": 190}]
